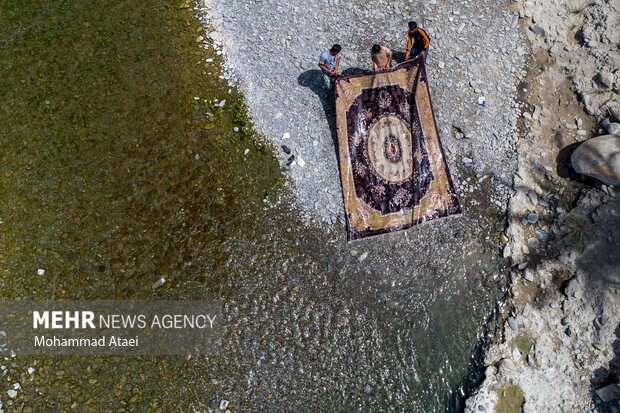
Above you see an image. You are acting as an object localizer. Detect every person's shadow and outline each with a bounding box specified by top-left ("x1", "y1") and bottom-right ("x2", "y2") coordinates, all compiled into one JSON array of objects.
[
  {"x1": 298, "y1": 68, "x2": 368, "y2": 161},
  {"x1": 392, "y1": 50, "x2": 407, "y2": 64},
  {"x1": 297, "y1": 69, "x2": 340, "y2": 159}
]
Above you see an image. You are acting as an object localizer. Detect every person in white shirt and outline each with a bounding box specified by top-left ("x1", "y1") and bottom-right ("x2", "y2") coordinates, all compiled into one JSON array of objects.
[{"x1": 318, "y1": 44, "x2": 342, "y2": 90}]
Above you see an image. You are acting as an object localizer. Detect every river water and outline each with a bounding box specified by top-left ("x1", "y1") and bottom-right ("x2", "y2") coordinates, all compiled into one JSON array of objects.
[{"x1": 0, "y1": 0, "x2": 507, "y2": 411}]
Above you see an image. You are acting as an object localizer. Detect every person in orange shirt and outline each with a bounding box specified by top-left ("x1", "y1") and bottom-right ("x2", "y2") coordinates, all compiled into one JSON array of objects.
[{"x1": 405, "y1": 21, "x2": 430, "y2": 63}]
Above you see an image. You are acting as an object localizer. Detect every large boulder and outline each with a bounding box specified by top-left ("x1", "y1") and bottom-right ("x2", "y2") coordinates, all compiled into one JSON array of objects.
[{"x1": 571, "y1": 134, "x2": 620, "y2": 185}]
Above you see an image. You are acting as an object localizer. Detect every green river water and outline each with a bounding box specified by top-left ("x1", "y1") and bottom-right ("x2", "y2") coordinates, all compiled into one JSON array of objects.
[{"x1": 0, "y1": 0, "x2": 505, "y2": 411}]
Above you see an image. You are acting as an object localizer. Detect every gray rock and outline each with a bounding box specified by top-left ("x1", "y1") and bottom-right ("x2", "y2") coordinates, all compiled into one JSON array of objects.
[
  {"x1": 529, "y1": 24, "x2": 546, "y2": 37},
  {"x1": 526, "y1": 213, "x2": 539, "y2": 224},
  {"x1": 608, "y1": 123, "x2": 620, "y2": 135},
  {"x1": 571, "y1": 134, "x2": 620, "y2": 185},
  {"x1": 507, "y1": 317, "x2": 518, "y2": 332},
  {"x1": 527, "y1": 353, "x2": 535, "y2": 366},
  {"x1": 596, "y1": 72, "x2": 613, "y2": 89},
  {"x1": 523, "y1": 268, "x2": 534, "y2": 282},
  {"x1": 595, "y1": 383, "x2": 619, "y2": 402},
  {"x1": 527, "y1": 190, "x2": 538, "y2": 206}
]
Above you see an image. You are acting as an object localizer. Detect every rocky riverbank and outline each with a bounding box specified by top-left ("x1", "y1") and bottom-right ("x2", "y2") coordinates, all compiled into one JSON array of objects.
[
  {"x1": 194, "y1": 0, "x2": 619, "y2": 410},
  {"x1": 465, "y1": 0, "x2": 620, "y2": 411},
  {"x1": 197, "y1": 0, "x2": 526, "y2": 225}
]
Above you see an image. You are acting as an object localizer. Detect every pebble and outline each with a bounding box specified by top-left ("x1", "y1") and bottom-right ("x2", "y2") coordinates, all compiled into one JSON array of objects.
[
  {"x1": 217, "y1": 99, "x2": 227, "y2": 108},
  {"x1": 27, "y1": 367, "x2": 34, "y2": 374},
  {"x1": 282, "y1": 132, "x2": 290, "y2": 140},
  {"x1": 357, "y1": 251, "x2": 368, "y2": 262},
  {"x1": 527, "y1": 190, "x2": 538, "y2": 206},
  {"x1": 523, "y1": 268, "x2": 534, "y2": 282},
  {"x1": 507, "y1": 318, "x2": 518, "y2": 332},
  {"x1": 151, "y1": 277, "x2": 166, "y2": 289},
  {"x1": 297, "y1": 156, "x2": 305, "y2": 167},
  {"x1": 527, "y1": 237, "x2": 539, "y2": 248},
  {"x1": 526, "y1": 212, "x2": 538, "y2": 224},
  {"x1": 37, "y1": 269, "x2": 45, "y2": 275},
  {"x1": 195, "y1": 154, "x2": 200, "y2": 160},
  {"x1": 7, "y1": 389, "x2": 16, "y2": 398},
  {"x1": 244, "y1": 148, "x2": 250, "y2": 155},
  {"x1": 502, "y1": 245, "x2": 511, "y2": 258}
]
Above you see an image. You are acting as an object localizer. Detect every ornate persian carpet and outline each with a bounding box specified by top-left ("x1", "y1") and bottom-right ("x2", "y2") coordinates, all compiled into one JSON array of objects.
[{"x1": 334, "y1": 57, "x2": 461, "y2": 241}]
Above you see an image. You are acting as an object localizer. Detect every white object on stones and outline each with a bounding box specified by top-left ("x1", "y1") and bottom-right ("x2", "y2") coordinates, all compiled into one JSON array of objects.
[
  {"x1": 282, "y1": 132, "x2": 290, "y2": 139},
  {"x1": 37, "y1": 269, "x2": 45, "y2": 276},
  {"x1": 297, "y1": 156, "x2": 305, "y2": 167},
  {"x1": 527, "y1": 190, "x2": 538, "y2": 206},
  {"x1": 523, "y1": 268, "x2": 534, "y2": 282},
  {"x1": 7, "y1": 389, "x2": 16, "y2": 398},
  {"x1": 526, "y1": 213, "x2": 539, "y2": 224},
  {"x1": 527, "y1": 237, "x2": 540, "y2": 248},
  {"x1": 220, "y1": 400, "x2": 230, "y2": 409},
  {"x1": 151, "y1": 277, "x2": 166, "y2": 289},
  {"x1": 244, "y1": 148, "x2": 249, "y2": 155},
  {"x1": 608, "y1": 123, "x2": 620, "y2": 134},
  {"x1": 217, "y1": 99, "x2": 227, "y2": 108},
  {"x1": 195, "y1": 154, "x2": 200, "y2": 160},
  {"x1": 27, "y1": 367, "x2": 34, "y2": 374},
  {"x1": 503, "y1": 245, "x2": 511, "y2": 258},
  {"x1": 357, "y1": 251, "x2": 368, "y2": 262},
  {"x1": 571, "y1": 134, "x2": 620, "y2": 185}
]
